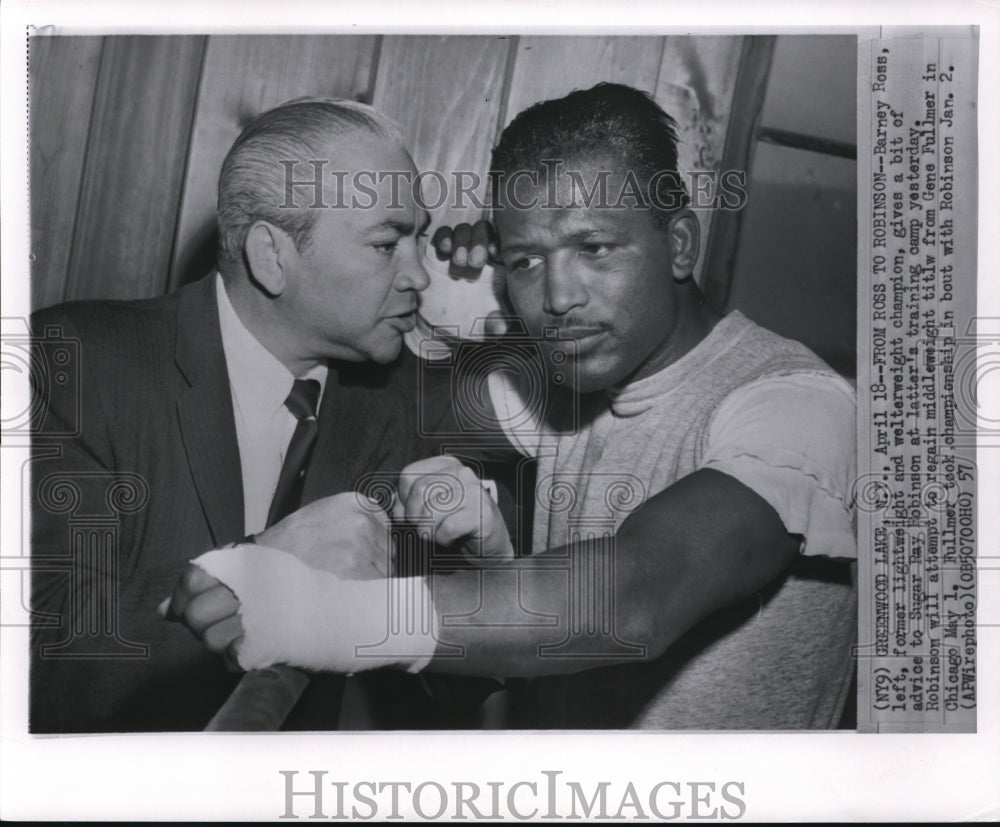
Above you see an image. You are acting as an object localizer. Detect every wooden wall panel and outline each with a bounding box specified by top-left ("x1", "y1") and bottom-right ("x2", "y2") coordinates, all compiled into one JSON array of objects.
[
  {"x1": 29, "y1": 36, "x2": 104, "y2": 311},
  {"x1": 503, "y1": 36, "x2": 665, "y2": 127},
  {"x1": 63, "y1": 36, "x2": 206, "y2": 302},
  {"x1": 701, "y1": 36, "x2": 776, "y2": 311},
  {"x1": 372, "y1": 35, "x2": 512, "y2": 228},
  {"x1": 29, "y1": 34, "x2": 754, "y2": 305},
  {"x1": 726, "y1": 144, "x2": 856, "y2": 377},
  {"x1": 654, "y1": 36, "x2": 744, "y2": 284},
  {"x1": 761, "y1": 35, "x2": 857, "y2": 146},
  {"x1": 167, "y1": 35, "x2": 379, "y2": 291}
]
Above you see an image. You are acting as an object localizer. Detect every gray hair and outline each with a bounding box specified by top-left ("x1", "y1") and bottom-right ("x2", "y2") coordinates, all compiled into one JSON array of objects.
[{"x1": 217, "y1": 97, "x2": 407, "y2": 266}]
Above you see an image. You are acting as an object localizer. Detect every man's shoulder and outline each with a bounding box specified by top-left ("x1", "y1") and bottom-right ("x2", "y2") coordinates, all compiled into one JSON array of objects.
[
  {"x1": 30, "y1": 277, "x2": 217, "y2": 360},
  {"x1": 707, "y1": 311, "x2": 840, "y2": 380},
  {"x1": 32, "y1": 287, "x2": 182, "y2": 344},
  {"x1": 29, "y1": 279, "x2": 221, "y2": 403}
]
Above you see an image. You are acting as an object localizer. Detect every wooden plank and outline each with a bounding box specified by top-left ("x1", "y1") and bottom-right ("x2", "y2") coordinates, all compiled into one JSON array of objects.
[
  {"x1": 28, "y1": 36, "x2": 104, "y2": 310},
  {"x1": 761, "y1": 35, "x2": 857, "y2": 146},
  {"x1": 372, "y1": 35, "x2": 512, "y2": 228},
  {"x1": 502, "y1": 36, "x2": 665, "y2": 129},
  {"x1": 726, "y1": 143, "x2": 857, "y2": 377},
  {"x1": 166, "y1": 35, "x2": 378, "y2": 292},
  {"x1": 653, "y1": 36, "x2": 744, "y2": 285},
  {"x1": 64, "y1": 36, "x2": 206, "y2": 302},
  {"x1": 701, "y1": 35, "x2": 777, "y2": 312},
  {"x1": 757, "y1": 126, "x2": 856, "y2": 160}
]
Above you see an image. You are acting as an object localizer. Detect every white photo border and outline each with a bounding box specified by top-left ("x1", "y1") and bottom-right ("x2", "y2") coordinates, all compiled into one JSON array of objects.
[{"x1": 2, "y1": 0, "x2": 998, "y2": 821}]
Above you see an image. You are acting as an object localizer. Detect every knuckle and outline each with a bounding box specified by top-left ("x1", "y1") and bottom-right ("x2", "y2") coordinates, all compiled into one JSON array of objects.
[
  {"x1": 203, "y1": 625, "x2": 230, "y2": 654},
  {"x1": 181, "y1": 566, "x2": 202, "y2": 591},
  {"x1": 226, "y1": 640, "x2": 244, "y2": 668},
  {"x1": 182, "y1": 602, "x2": 206, "y2": 632}
]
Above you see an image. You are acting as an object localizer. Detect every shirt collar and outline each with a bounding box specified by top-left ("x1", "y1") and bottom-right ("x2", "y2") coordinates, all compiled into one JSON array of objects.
[
  {"x1": 216, "y1": 274, "x2": 327, "y2": 421},
  {"x1": 607, "y1": 311, "x2": 746, "y2": 418}
]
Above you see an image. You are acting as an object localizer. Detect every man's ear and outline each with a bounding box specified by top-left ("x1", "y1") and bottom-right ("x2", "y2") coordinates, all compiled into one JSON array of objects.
[
  {"x1": 667, "y1": 209, "x2": 700, "y2": 282},
  {"x1": 244, "y1": 221, "x2": 296, "y2": 296}
]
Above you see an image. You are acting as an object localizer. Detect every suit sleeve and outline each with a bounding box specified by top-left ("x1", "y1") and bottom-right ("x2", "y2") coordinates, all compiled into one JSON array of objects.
[{"x1": 29, "y1": 309, "x2": 134, "y2": 727}]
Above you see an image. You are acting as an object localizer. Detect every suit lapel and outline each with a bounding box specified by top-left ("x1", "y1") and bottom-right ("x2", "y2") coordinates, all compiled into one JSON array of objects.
[{"x1": 174, "y1": 275, "x2": 244, "y2": 545}]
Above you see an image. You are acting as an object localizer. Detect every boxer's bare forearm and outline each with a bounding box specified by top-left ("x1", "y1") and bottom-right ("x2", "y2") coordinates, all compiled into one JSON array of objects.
[{"x1": 427, "y1": 469, "x2": 800, "y2": 677}]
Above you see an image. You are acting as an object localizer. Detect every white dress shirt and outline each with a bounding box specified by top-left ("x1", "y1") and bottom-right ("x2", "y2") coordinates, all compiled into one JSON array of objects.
[{"x1": 216, "y1": 274, "x2": 327, "y2": 536}]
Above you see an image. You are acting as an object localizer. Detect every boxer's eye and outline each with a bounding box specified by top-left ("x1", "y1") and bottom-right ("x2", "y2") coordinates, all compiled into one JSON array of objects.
[
  {"x1": 510, "y1": 255, "x2": 544, "y2": 272},
  {"x1": 580, "y1": 243, "x2": 611, "y2": 258}
]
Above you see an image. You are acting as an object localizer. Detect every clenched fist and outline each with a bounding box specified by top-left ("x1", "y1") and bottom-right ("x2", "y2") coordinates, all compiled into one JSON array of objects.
[
  {"x1": 161, "y1": 492, "x2": 395, "y2": 665},
  {"x1": 258, "y1": 491, "x2": 394, "y2": 578},
  {"x1": 394, "y1": 455, "x2": 514, "y2": 559}
]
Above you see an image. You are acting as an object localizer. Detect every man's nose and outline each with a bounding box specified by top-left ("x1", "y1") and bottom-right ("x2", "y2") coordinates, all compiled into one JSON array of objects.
[
  {"x1": 396, "y1": 241, "x2": 431, "y2": 292},
  {"x1": 543, "y1": 260, "x2": 588, "y2": 316}
]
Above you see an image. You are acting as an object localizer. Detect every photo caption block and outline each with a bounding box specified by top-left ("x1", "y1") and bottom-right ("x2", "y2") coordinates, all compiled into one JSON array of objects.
[{"x1": 857, "y1": 31, "x2": 978, "y2": 732}]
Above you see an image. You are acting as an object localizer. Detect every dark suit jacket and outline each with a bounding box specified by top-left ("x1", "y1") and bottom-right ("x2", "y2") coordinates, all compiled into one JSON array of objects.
[{"x1": 29, "y1": 274, "x2": 432, "y2": 732}]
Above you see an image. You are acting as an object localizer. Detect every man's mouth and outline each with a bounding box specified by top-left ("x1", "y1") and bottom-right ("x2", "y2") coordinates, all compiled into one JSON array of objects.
[
  {"x1": 546, "y1": 327, "x2": 608, "y2": 358},
  {"x1": 558, "y1": 327, "x2": 606, "y2": 341},
  {"x1": 388, "y1": 308, "x2": 418, "y2": 331}
]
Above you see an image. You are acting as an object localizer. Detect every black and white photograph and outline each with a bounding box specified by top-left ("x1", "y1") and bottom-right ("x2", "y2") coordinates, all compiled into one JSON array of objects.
[{"x1": 1, "y1": 0, "x2": 997, "y2": 822}]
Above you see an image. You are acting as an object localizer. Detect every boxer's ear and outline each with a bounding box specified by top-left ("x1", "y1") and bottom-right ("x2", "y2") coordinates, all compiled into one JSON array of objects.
[
  {"x1": 244, "y1": 221, "x2": 291, "y2": 296},
  {"x1": 668, "y1": 209, "x2": 700, "y2": 282}
]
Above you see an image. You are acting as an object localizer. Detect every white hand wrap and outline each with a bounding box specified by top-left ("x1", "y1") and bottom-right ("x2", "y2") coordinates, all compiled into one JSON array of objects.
[{"x1": 193, "y1": 545, "x2": 439, "y2": 675}]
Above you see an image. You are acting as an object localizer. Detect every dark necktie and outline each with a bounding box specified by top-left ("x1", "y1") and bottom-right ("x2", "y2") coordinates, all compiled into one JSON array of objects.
[
  {"x1": 264, "y1": 377, "x2": 343, "y2": 731},
  {"x1": 266, "y1": 378, "x2": 321, "y2": 528}
]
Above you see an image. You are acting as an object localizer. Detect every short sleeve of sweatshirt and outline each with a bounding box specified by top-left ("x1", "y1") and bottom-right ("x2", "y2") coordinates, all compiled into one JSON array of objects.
[{"x1": 701, "y1": 373, "x2": 857, "y2": 559}]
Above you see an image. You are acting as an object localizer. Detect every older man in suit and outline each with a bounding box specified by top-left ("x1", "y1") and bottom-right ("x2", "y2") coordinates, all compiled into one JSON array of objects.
[{"x1": 29, "y1": 97, "x2": 432, "y2": 732}]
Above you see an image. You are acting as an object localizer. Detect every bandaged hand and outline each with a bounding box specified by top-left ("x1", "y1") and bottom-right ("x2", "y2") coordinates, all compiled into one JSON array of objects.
[
  {"x1": 162, "y1": 545, "x2": 438, "y2": 674},
  {"x1": 160, "y1": 563, "x2": 244, "y2": 670},
  {"x1": 394, "y1": 456, "x2": 514, "y2": 559},
  {"x1": 257, "y1": 491, "x2": 394, "y2": 578}
]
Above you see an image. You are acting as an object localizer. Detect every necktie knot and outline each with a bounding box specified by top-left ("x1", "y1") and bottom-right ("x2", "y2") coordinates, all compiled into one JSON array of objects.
[{"x1": 285, "y1": 378, "x2": 320, "y2": 421}]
